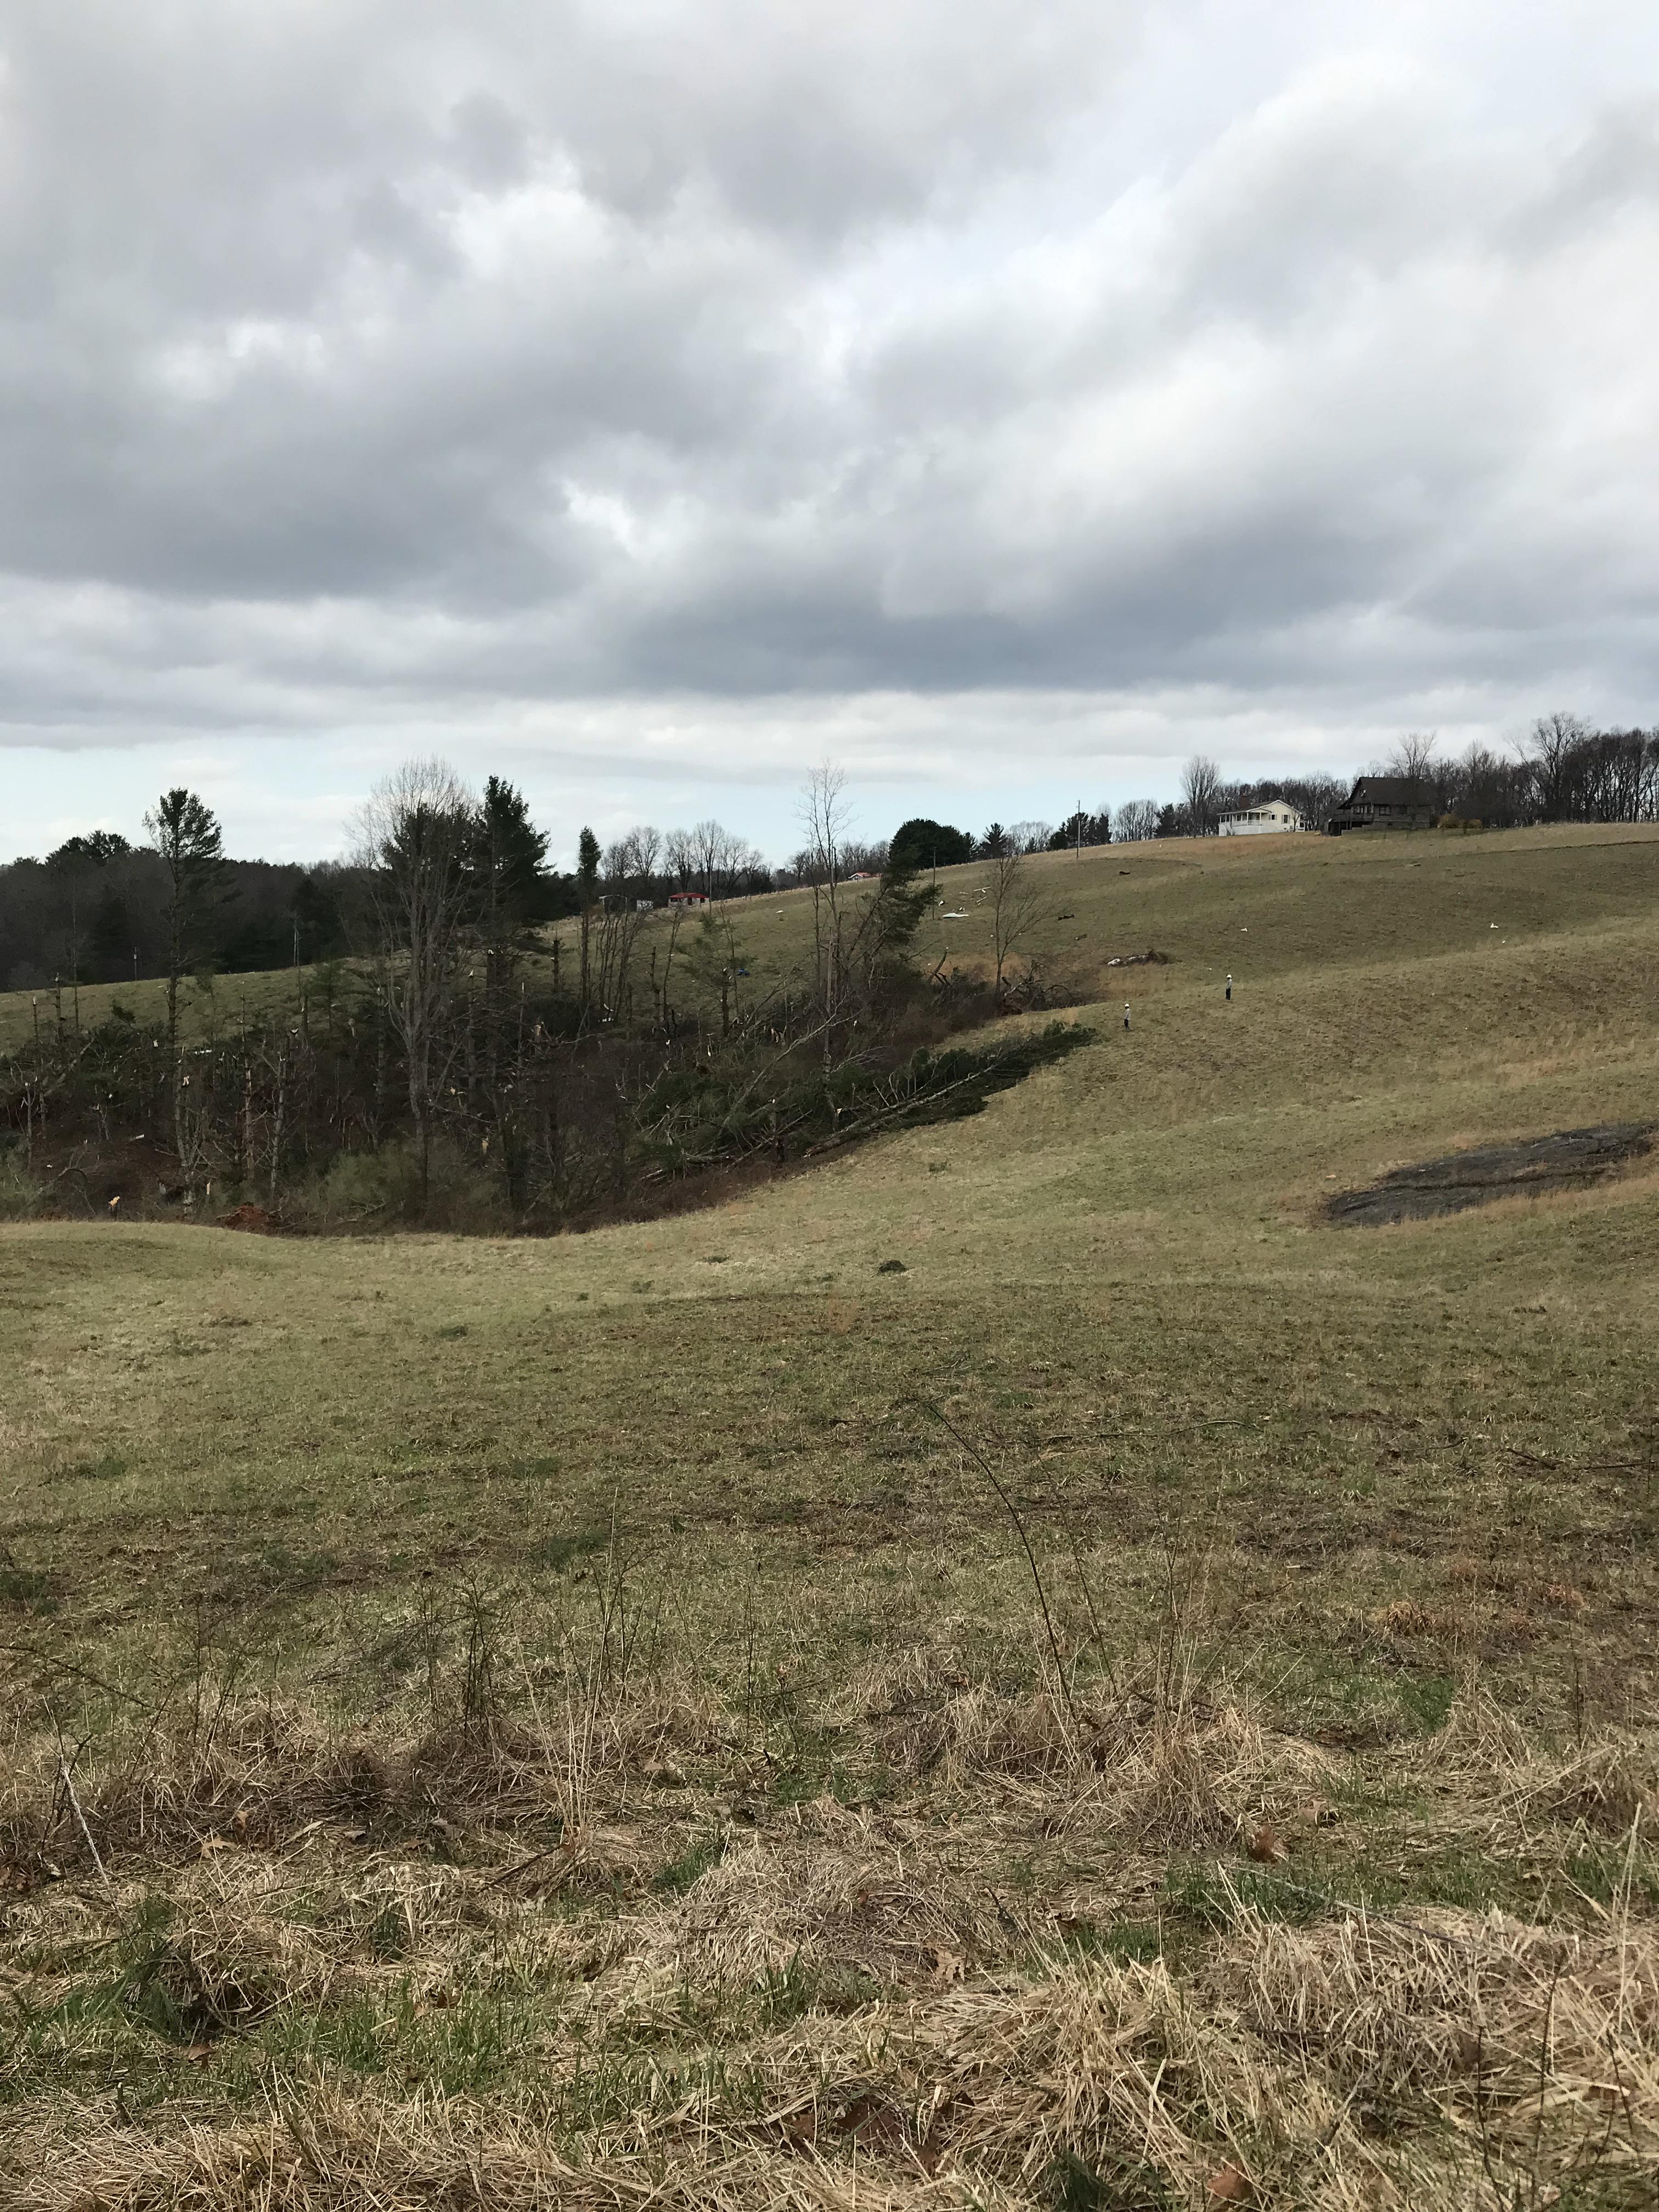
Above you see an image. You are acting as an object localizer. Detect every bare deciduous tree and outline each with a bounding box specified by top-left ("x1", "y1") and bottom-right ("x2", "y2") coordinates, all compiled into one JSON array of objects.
[
  {"x1": 1386, "y1": 730, "x2": 1439, "y2": 795},
  {"x1": 628, "y1": 825, "x2": 663, "y2": 882},
  {"x1": 1115, "y1": 799, "x2": 1159, "y2": 843},
  {"x1": 799, "y1": 763, "x2": 852, "y2": 1034},
  {"x1": 688, "y1": 819, "x2": 724, "y2": 899},
  {"x1": 988, "y1": 847, "x2": 1051, "y2": 1003},
  {"x1": 590, "y1": 900, "x2": 642, "y2": 1021},
  {"x1": 1181, "y1": 755, "x2": 1223, "y2": 837},
  {"x1": 1525, "y1": 710, "x2": 1592, "y2": 821}
]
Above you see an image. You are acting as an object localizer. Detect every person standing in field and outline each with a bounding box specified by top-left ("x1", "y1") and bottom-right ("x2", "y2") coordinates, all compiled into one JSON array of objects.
[
  {"x1": 1226, "y1": 973, "x2": 1232, "y2": 1002},
  {"x1": 1123, "y1": 1002, "x2": 1131, "y2": 1031}
]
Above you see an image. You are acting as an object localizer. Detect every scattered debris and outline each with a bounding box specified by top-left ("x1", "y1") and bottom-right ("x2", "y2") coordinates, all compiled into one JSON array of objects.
[{"x1": 218, "y1": 1204, "x2": 281, "y2": 1234}]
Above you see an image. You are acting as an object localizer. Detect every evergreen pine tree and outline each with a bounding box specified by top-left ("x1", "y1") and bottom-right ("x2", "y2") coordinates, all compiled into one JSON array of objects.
[{"x1": 142, "y1": 788, "x2": 227, "y2": 1054}]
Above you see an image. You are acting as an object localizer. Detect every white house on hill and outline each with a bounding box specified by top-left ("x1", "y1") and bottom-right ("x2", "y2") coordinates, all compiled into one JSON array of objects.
[{"x1": 1218, "y1": 797, "x2": 1302, "y2": 836}]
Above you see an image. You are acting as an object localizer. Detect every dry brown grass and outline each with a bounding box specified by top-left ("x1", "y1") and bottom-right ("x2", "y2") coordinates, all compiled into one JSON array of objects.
[
  {"x1": 7, "y1": 826, "x2": 1659, "y2": 2207},
  {"x1": 4, "y1": 1624, "x2": 1657, "y2": 2209}
]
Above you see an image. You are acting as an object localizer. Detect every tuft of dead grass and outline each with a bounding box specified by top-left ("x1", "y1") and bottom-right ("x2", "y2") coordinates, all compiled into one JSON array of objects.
[{"x1": 4, "y1": 1689, "x2": 1659, "y2": 2210}]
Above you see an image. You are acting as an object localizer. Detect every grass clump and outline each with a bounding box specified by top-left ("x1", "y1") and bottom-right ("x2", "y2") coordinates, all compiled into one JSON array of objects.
[
  {"x1": 0, "y1": 1564, "x2": 56, "y2": 1613},
  {"x1": 58, "y1": 1452, "x2": 126, "y2": 1482}
]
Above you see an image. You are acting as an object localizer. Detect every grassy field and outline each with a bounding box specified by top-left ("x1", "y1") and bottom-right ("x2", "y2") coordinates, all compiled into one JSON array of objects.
[{"x1": 2, "y1": 823, "x2": 1658, "y2": 2207}]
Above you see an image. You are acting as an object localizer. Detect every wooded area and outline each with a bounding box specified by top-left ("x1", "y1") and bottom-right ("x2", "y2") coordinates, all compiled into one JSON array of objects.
[{"x1": 1, "y1": 766, "x2": 1084, "y2": 1231}]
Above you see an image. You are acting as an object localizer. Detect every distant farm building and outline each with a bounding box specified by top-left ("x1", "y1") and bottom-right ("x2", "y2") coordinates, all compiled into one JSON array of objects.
[
  {"x1": 668, "y1": 890, "x2": 710, "y2": 906},
  {"x1": 1219, "y1": 796, "x2": 1302, "y2": 836},
  {"x1": 1327, "y1": 776, "x2": 1434, "y2": 834}
]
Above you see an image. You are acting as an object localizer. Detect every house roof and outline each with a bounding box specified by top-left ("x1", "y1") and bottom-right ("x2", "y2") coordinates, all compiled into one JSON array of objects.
[{"x1": 1344, "y1": 776, "x2": 1424, "y2": 806}]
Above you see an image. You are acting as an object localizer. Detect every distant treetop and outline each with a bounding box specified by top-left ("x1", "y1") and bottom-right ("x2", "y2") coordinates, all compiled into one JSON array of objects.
[
  {"x1": 47, "y1": 830, "x2": 131, "y2": 869},
  {"x1": 890, "y1": 817, "x2": 974, "y2": 870}
]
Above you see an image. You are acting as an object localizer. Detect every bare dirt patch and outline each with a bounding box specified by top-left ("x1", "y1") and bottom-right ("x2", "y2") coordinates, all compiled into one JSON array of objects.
[{"x1": 1328, "y1": 1122, "x2": 1654, "y2": 1226}]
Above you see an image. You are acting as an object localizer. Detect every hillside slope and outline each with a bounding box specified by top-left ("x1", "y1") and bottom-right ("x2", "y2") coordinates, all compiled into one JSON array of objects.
[
  {"x1": 3, "y1": 823, "x2": 1658, "y2": 2208},
  {"x1": 4, "y1": 817, "x2": 1655, "y2": 1049}
]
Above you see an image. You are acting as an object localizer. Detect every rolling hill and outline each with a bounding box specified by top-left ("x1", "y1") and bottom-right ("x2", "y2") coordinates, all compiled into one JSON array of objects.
[{"x1": 3, "y1": 820, "x2": 1657, "y2": 2208}]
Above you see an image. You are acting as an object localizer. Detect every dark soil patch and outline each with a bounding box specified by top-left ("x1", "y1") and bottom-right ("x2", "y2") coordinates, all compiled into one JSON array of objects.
[{"x1": 1327, "y1": 1123, "x2": 1653, "y2": 1227}]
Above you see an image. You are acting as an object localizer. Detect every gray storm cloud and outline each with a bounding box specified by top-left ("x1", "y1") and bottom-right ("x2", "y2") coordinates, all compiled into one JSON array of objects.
[{"x1": 0, "y1": 0, "x2": 1656, "y2": 807}]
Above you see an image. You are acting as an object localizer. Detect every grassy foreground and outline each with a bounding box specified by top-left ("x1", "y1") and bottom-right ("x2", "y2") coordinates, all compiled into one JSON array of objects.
[{"x1": 2, "y1": 825, "x2": 1658, "y2": 2208}]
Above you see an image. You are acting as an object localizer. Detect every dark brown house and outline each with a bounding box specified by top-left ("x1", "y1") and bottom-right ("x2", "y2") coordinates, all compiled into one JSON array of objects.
[{"x1": 1327, "y1": 775, "x2": 1434, "y2": 834}]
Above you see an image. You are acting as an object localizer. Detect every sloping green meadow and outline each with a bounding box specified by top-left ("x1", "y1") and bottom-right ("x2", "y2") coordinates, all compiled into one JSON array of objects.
[{"x1": 3, "y1": 823, "x2": 1658, "y2": 2208}]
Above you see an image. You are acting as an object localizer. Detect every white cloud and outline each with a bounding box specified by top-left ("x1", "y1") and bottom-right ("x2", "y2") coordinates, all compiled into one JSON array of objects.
[{"x1": 1, "y1": 0, "x2": 1657, "y2": 858}]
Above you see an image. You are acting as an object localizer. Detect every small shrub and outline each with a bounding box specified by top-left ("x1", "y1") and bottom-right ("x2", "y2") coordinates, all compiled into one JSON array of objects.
[
  {"x1": 299, "y1": 1139, "x2": 510, "y2": 1232},
  {"x1": 308, "y1": 1144, "x2": 427, "y2": 1226}
]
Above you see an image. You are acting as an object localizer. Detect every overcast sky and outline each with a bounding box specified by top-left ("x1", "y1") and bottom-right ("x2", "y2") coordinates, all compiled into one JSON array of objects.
[{"x1": 3, "y1": 0, "x2": 1657, "y2": 864}]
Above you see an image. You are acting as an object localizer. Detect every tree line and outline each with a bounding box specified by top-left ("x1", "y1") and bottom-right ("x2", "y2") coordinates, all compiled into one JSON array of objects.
[
  {"x1": 879, "y1": 785, "x2": 1349, "y2": 861},
  {"x1": 0, "y1": 803, "x2": 775, "y2": 998},
  {"x1": 1, "y1": 762, "x2": 1086, "y2": 1231},
  {"x1": 5, "y1": 708, "x2": 1653, "y2": 1002},
  {"x1": 1170, "y1": 719, "x2": 1659, "y2": 837},
  {"x1": 884, "y1": 717, "x2": 1657, "y2": 856}
]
